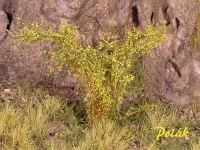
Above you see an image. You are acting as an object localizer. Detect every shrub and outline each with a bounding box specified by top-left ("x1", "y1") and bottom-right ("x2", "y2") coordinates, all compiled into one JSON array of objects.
[{"x1": 10, "y1": 21, "x2": 166, "y2": 122}]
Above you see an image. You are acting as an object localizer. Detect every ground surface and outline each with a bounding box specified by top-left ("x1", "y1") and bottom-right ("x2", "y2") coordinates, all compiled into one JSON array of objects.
[{"x1": 0, "y1": 79, "x2": 200, "y2": 150}]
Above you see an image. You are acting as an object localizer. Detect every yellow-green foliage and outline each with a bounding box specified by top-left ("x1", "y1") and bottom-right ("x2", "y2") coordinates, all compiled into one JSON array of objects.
[
  {"x1": 1, "y1": 84, "x2": 200, "y2": 149},
  {"x1": 189, "y1": 0, "x2": 200, "y2": 53},
  {"x1": 0, "y1": 104, "x2": 35, "y2": 150},
  {"x1": 73, "y1": 119, "x2": 132, "y2": 150},
  {"x1": 191, "y1": 139, "x2": 200, "y2": 150},
  {"x1": 189, "y1": 13, "x2": 200, "y2": 53},
  {"x1": 0, "y1": 92, "x2": 63, "y2": 150},
  {"x1": 11, "y1": 21, "x2": 166, "y2": 122}
]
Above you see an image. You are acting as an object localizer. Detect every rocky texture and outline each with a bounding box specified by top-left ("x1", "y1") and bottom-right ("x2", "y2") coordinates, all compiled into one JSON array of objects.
[
  {"x1": 0, "y1": 10, "x2": 8, "y2": 42},
  {"x1": 144, "y1": 0, "x2": 200, "y2": 105},
  {"x1": 0, "y1": 0, "x2": 200, "y2": 105}
]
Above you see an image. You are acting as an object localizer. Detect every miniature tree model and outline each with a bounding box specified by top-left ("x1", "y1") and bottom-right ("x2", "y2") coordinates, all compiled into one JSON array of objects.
[{"x1": 10, "y1": 21, "x2": 166, "y2": 122}]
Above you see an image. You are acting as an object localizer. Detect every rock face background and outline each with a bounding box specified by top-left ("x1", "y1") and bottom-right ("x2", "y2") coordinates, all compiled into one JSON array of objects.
[{"x1": 0, "y1": 0, "x2": 200, "y2": 105}]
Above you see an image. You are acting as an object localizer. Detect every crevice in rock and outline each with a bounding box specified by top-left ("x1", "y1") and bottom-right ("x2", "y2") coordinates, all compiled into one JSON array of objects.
[
  {"x1": 168, "y1": 59, "x2": 181, "y2": 77},
  {"x1": 3, "y1": 0, "x2": 15, "y2": 31},
  {"x1": 163, "y1": 6, "x2": 170, "y2": 25},
  {"x1": 175, "y1": 18, "x2": 180, "y2": 29},
  {"x1": 131, "y1": 5, "x2": 139, "y2": 27},
  {"x1": 151, "y1": 12, "x2": 154, "y2": 23},
  {"x1": 5, "y1": 12, "x2": 13, "y2": 30}
]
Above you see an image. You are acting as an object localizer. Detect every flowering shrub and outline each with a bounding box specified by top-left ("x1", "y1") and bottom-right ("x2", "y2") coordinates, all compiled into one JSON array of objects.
[{"x1": 10, "y1": 21, "x2": 166, "y2": 122}]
